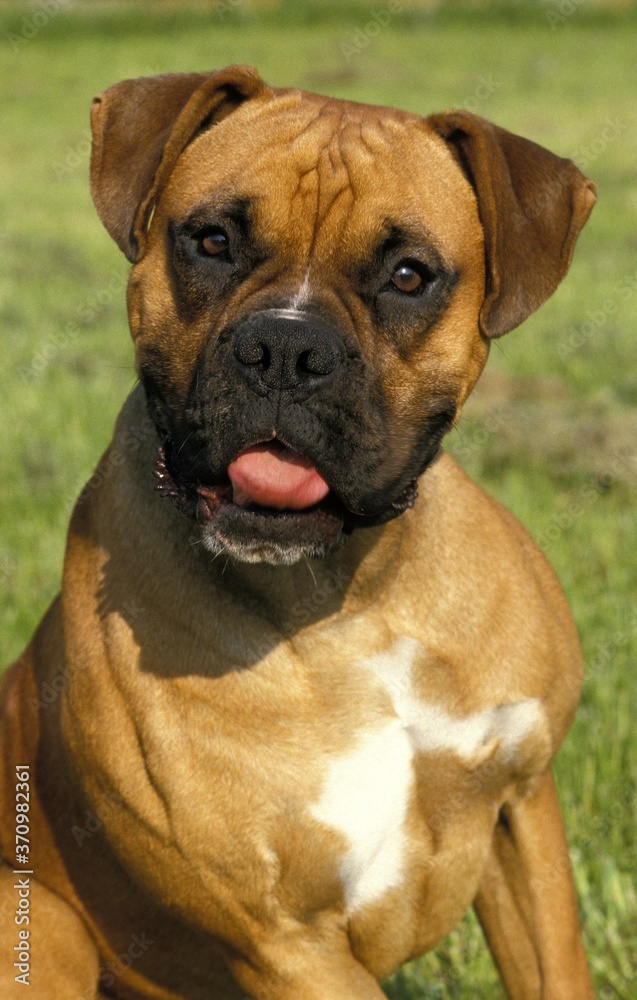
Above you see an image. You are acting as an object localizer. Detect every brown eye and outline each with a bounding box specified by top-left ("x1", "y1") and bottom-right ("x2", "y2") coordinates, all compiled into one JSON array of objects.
[
  {"x1": 391, "y1": 264, "x2": 423, "y2": 294},
  {"x1": 200, "y1": 229, "x2": 229, "y2": 256}
]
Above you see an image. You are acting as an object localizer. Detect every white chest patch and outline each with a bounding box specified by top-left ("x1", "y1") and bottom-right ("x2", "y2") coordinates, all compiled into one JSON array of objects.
[
  {"x1": 309, "y1": 637, "x2": 549, "y2": 915},
  {"x1": 363, "y1": 636, "x2": 549, "y2": 769},
  {"x1": 309, "y1": 720, "x2": 414, "y2": 914}
]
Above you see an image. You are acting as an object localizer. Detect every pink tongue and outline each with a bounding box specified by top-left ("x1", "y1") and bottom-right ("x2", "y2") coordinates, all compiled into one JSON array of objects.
[{"x1": 227, "y1": 443, "x2": 330, "y2": 510}]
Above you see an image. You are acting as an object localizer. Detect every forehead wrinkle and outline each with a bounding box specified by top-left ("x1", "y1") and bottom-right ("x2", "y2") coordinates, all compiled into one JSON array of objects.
[
  {"x1": 284, "y1": 98, "x2": 332, "y2": 147},
  {"x1": 283, "y1": 115, "x2": 361, "y2": 268},
  {"x1": 308, "y1": 112, "x2": 404, "y2": 227},
  {"x1": 315, "y1": 128, "x2": 356, "y2": 228},
  {"x1": 285, "y1": 110, "x2": 424, "y2": 276},
  {"x1": 336, "y1": 115, "x2": 406, "y2": 202}
]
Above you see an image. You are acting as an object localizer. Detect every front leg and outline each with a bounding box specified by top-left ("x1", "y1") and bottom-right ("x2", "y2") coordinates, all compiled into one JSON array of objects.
[{"x1": 474, "y1": 769, "x2": 593, "y2": 1000}]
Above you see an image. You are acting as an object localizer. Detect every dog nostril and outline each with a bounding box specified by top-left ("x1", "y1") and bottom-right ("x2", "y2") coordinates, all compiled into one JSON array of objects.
[
  {"x1": 296, "y1": 350, "x2": 312, "y2": 376},
  {"x1": 297, "y1": 347, "x2": 338, "y2": 378},
  {"x1": 238, "y1": 340, "x2": 270, "y2": 370}
]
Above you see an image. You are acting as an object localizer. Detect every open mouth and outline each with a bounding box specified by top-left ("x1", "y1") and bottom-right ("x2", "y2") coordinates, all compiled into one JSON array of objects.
[
  {"x1": 153, "y1": 433, "x2": 420, "y2": 563},
  {"x1": 154, "y1": 437, "x2": 346, "y2": 533}
]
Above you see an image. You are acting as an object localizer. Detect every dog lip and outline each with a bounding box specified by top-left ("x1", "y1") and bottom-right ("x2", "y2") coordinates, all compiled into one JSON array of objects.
[
  {"x1": 154, "y1": 435, "x2": 419, "y2": 531},
  {"x1": 155, "y1": 436, "x2": 336, "y2": 522},
  {"x1": 196, "y1": 482, "x2": 233, "y2": 520}
]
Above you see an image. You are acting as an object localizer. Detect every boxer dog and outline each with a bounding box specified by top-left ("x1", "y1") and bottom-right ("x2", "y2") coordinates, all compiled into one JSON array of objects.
[{"x1": 0, "y1": 66, "x2": 596, "y2": 998}]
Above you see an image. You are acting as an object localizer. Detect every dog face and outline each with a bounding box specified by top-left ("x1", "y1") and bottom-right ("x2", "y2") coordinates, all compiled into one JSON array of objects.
[
  {"x1": 90, "y1": 66, "x2": 595, "y2": 564},
  {"x1": 129, "y1": 90, "x2": 487, "y2": 564}
]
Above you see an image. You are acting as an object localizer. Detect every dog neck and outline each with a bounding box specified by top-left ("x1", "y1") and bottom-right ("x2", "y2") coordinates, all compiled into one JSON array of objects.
[
  {"x1": 68, "y1": 386, "x2": 411, "y2": 646},
  {"x1": 205, "y1": 519, "x2": 407, "y2": 637}
]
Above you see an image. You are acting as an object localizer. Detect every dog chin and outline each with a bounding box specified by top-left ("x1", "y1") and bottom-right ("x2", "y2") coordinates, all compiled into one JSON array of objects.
[
  {"x1": 197, "y1": 505, "x2": 348, "y2": 566},
  {"x1": 201, "y1": 533, "x2": 333, "y2": 566}
]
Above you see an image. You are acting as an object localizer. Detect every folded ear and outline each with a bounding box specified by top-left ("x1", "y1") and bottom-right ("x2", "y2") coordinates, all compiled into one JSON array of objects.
[
  {"x1": 90, "y1": 65, "x2": 267, "y2": 262},
  {"x1": 427, "y1": 110, "x2": 597, "y2": 338}
]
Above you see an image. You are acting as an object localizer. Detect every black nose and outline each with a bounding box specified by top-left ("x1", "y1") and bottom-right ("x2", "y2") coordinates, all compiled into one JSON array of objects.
[{"x1": 232, "y1": 310, "x2": 344, "y2": 399}]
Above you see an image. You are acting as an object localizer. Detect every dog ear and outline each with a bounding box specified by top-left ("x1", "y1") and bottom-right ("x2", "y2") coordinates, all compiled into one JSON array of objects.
[
  {"x1": 90, "y1": 65, "x2": 267, "y2": 262},
  {"x1": 427, "y1": 110, "x2": 597, "y2": 338}
]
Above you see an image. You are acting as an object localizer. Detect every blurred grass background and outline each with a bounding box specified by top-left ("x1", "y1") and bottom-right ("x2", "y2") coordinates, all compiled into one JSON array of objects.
[{"x1": 0, "y1": 1, "x2": 635, "y2": 996}]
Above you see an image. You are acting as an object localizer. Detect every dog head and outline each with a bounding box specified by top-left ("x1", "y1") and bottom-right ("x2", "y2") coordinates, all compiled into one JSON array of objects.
[{"x1": 90, "y1": 65, "x2": 596, "y2": 565}]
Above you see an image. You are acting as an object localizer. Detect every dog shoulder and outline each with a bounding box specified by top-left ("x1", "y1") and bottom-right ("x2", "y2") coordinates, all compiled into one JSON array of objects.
[{"x1": 403, "y1": 454, "x2": 583, "y2": 727}]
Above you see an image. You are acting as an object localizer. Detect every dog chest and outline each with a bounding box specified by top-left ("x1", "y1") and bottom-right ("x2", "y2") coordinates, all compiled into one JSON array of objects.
[
  {"x1": 306, "y1": 635, "x2": 552, "y2": 924},
  {"x1": 81, "y1": 625, "x2": 552, "y2": 974},
  {"x1": 309, "y1": 718, "x2": 415, "y2": 914}
]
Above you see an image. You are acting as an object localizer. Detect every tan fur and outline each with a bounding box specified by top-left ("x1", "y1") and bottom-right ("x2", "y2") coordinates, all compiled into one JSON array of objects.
[{"x1": 1, "y1": 67, "x2": 595, "y2": 998}]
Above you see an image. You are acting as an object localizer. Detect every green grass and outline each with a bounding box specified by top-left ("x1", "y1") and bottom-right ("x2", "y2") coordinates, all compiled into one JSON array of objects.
[{"x1": 1, "y1": 2, "x2": 635, "y2": 997}]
